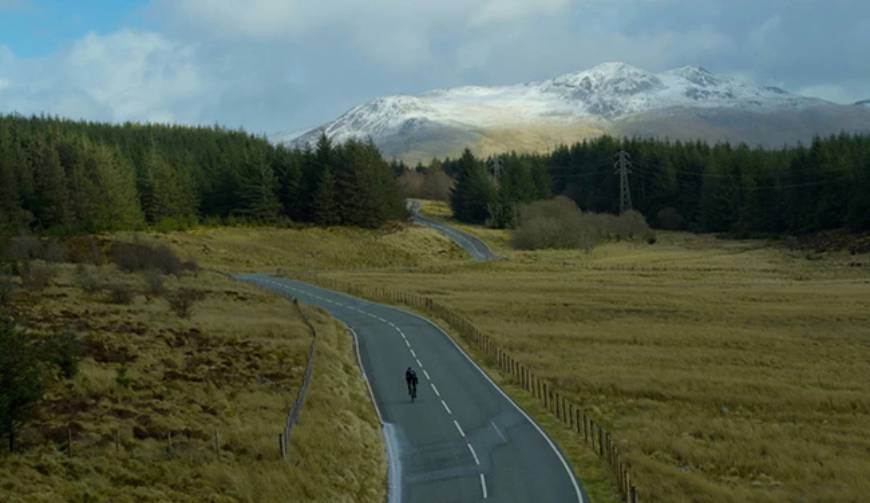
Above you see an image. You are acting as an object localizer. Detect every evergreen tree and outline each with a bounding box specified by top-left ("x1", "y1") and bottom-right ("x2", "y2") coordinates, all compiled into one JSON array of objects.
[
  {"x1": 450, "y1": 149, "x2": 495, "y2": 224},
  {"x1": 311, "y1": 166, "x2": 339, "y2": 226}
]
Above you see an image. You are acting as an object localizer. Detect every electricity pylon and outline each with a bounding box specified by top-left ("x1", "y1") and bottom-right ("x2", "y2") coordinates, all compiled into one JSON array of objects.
[{"x1": 614, "y1": 150, "x2": 633, "y2": 213}]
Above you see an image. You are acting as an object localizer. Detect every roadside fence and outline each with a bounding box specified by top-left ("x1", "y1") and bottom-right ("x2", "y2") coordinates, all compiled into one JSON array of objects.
[
  {"x1": 301, "y1": 274, "x2": 640, "y2": 503},
  {"x1": 279, "y1": 298, "x2": 318, "y2": 460}
]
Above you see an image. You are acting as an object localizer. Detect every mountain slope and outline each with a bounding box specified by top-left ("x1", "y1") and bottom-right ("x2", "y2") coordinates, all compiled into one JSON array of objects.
[{"x1": 280, "y1": 63, "x2": 870, "y2": 162}]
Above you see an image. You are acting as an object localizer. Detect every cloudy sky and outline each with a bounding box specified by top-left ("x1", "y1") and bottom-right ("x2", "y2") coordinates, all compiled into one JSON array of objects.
[{"x1": 1, "y1": 0, "x2": 868, "y2": 135}]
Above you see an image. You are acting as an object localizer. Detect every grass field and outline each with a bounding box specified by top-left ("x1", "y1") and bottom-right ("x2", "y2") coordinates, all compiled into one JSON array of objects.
[
  {"x1": 57, "y1": 215, "x2": 869, "y2": 502},
  {"x1": 0, "y1": 259, "x2": 385, "y2": 502},
  {"x1": 313, "y1": 202, "x2": 870, "y2": 503}
]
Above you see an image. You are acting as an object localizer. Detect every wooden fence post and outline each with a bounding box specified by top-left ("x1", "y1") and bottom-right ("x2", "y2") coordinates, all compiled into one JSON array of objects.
[
  {"x1": 568, "y1": 403, "x2": 574, "y2": 430},
  {"x1": 575, "y1": 408, "x2": 582, "y2": 435},
  {"x1": 545, "y1": 386, "x2": 551, "y2": 411},
  {"x1": 598, "y1": 426, "x2": 605, "y2": 457},
  {"x1": 279, "y1": 432, "x2": 285, "y2": 460}
]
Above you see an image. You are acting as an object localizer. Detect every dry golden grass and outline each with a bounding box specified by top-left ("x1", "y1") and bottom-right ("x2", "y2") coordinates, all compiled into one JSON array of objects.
[
  {"x1": 0, "y1": 260, "x2": 385, "y2": 502},
  {"x1": 319, "y1": 201, "x2": 870, "y2": 503},
  {"x1": 127, "y1": 223, "x2": 466, "y2": 274}
]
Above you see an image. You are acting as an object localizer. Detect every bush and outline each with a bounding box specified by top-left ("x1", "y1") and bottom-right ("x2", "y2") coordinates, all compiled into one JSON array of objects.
[
  {"x1": 40, "y1": 330, "x2": 83, "y2": 380},
  {"x1": 105, "y1": 283, "x2": 136, "y2": 305},
  {"x1": 4, "y1": 236, "x2": 68, "y2": 263},
  {"x1": 142, "y1": 270, "x2": 165, "y2": 300},
  {"x1": 511, "y1": 198, "x2": 654, "y2": 251},
  {"x1": 511, "y1": 197, "x2": 598, "y2": 251},
  {"x1": 0, "y1": 277, "x2": 14, "y2": 307},
  {"x1": 19, "y1": 261, "x2": 56, "y2": 292},
  {"x1": 167, "y1": 288, "x2": 207, "y2": 319},
  {"x1": 109, "y1": 241, "x2": 184, "y2": 276},
  {"x1": 66, "y1": 236, "x2": 105, "y2": 265},
  {"x1": 74, "y1": 265, "x2": 101, "y2": 295}
]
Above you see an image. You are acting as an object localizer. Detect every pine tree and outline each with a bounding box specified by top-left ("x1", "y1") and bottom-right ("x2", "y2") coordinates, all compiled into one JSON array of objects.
[
  {"x1": 238, "y1": 151, "x2": 281, "y2": 222},
  {"x1": 450, "y1": 149, "x2": 495, "y2": 224},
  {"x1": 311, "y1": 166, "x2": 339, "y2": 226}
]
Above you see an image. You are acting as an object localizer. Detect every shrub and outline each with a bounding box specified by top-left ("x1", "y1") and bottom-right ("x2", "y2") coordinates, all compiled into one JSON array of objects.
[
  {"x1": 19, "y1": 261, "x2": 56, "y2": 292},
  {"x1": 40, "y1": 330, "x2": 83, "y2": 380},
  {"x1": 142, "y1": 270, "x2": 165, "y2": 300},
  {"x1": 74, "y1": 265, "x2": 101, "y2": 295},
  {"x1": 511, "y1": 198, "x2": 654, "y2": 251},
  {"x1": 108, "y1": 283, "x2": 136, "y2": 304},
  {"x1": 66, "y1": 236, "x2": 105, "y2": 265},
  {"x1": 109, "y1": 241, "x2": 184, "y2": 276},
  {"x1": 115, "y1": 367, "x2": 132, "y2": 389},
  {"x1": 106, "y1": 283, "x2": 136, "y2": 305},
  {"x1": 0, "y1": 277, "x2": 14, "y2": 307},
  {"x1": 4, "y1": 236, "x2": 68, "y2": 263},
  {"x1": 167, "y1": 288, "x2": 207, "y2": 319},
  {"x1": 511, "y1": 197, "x2": 598, "y2": 251}
]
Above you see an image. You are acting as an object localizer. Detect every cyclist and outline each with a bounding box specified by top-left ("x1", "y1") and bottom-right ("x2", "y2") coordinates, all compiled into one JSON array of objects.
[{"x1": 405, "y1": 366, "x2": 419, "y2": 401}]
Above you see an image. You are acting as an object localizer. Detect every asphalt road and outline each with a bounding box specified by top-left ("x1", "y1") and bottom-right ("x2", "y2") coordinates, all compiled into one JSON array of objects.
[
  {"x1": 408, "y1": 201, "x2": 498, "y2": 262},
  {"x1": 239, "y1": 274, "x2": 586, "y2": 503}
]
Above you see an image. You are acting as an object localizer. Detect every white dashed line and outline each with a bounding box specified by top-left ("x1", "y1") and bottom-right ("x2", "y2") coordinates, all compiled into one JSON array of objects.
[
  {"x1": 453, "y1": 420, "x2": 466, "y2": 438},
  {"x1": 490, "y1": 421, "x2": 507, "y2": 443},
  {"x1": 410, "y1": 349, "x2": 417, "y2": 358},
  {"x1": 415, "y1": 358, "x2": 423, "y2": 367},
  {"x1": 430, "y1": 383, "x2": 440, "y2": 397},
  {"x1": 480, "y1": 474, "x2": 488, "y2": 499},
  {"x1": 404, "y1": 340, "x2": 411, "y2": 348},
  {"x1": 467, "y1": 443, "x2": 480, "y2": 465},
  {"x1": 441, "y1": 400, "x2": 452, "y2": 415},
  {"x1": 423, "y1": 370, "x2": 431, "y2": 380}
]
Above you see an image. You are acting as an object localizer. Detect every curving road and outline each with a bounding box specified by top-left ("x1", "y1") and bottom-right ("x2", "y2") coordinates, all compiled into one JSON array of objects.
[
  {"x1": 239, "y1": 274, "x2": 586, "y2": 503},
  {"x1": 408, "y1": 200, "x2": 498, "y2": 262}
]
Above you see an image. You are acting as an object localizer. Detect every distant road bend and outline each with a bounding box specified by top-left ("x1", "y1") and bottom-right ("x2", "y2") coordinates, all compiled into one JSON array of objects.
[
  {"x1": 239, "y1": 275, "x2": 586, "y2": 503},
  {"x1": 408, "y1": 200, "x2": 498, "y2": 262}
]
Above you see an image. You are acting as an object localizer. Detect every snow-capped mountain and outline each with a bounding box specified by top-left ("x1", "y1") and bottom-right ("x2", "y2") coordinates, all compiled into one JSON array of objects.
[{"x1": 279, "y1": 63, "x2": 870, "y2": 162}]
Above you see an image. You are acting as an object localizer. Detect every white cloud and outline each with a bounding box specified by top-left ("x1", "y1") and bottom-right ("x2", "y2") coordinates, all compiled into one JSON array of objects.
[
  {"x1": 797, "y1": 83, "x2": 865, "y2": 105},
  {"x1": 0, "y1": 30, "x2": 211, "y2": 124}
]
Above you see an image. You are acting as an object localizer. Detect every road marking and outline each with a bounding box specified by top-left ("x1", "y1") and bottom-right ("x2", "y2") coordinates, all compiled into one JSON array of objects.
[
  {"x1": 441, "y1": 400, "x2": 452, "y2": 415},
  {"x1": 430, "y1": 383, "x2": 440, "y2": 397},
  {"x1": 423, "y1": 369, "x2": 431, "y2": 380},
  {"x1": 387, "y1": 303, "x2": 587, "y2": 503},
  {"x1": 480, "y1": 474, "x2": 488, "y2": 499},
  {"x1": 409, "y1": 349, "x2": 416, "y2": 358},
  {"x1": 415, "y1": 358, "x2": 423, "y2": 368},
  {"x1": 467, "y1": 443, "x2": 480, "y2": 465},
  {"x1": 404, "y1": 339, "x2": 411, "y2": 348},
  {"x1": 453, "y1": 420, "x2": 465, "y2": 438},
  {"x1": 490, "y1": 421, "x2": 507, "y2": 443}
]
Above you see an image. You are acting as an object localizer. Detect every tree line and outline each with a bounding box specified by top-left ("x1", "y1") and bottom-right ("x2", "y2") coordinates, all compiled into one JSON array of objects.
[
  {"x1": 442, "y1": 135, "x2": 870, "y2": 235},
  {"x1": 0, "y1": 115, "x2": 406, "y2": 237}
]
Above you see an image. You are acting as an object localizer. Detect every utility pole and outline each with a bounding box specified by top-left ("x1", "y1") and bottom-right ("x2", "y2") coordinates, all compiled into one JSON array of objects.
[{"x1": 614, "y1": 150, "x2": 633, "y2": 213}]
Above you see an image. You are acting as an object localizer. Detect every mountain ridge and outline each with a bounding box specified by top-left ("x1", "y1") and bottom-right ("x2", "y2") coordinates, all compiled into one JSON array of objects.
[{"x1": 278, "y1": 62, "x2": 870, "y2": 162}]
